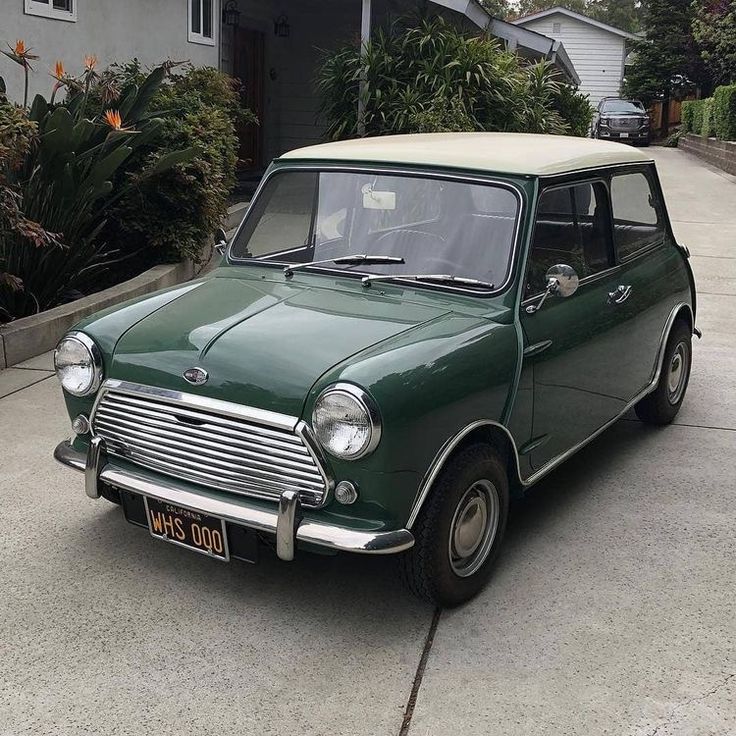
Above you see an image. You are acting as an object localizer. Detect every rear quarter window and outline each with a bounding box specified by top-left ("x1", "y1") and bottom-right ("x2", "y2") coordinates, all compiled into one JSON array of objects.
[{"x1": 610, "y1": 171, "x2": 665, "y2": 259}]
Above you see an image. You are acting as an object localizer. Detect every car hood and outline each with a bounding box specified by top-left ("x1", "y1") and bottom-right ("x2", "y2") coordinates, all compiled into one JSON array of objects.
[{"x1": 109, "y1": 273, "x2": 452, "y2": 416}]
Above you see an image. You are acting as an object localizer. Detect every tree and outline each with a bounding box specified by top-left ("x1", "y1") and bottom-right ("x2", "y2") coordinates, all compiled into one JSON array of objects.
[
  {"x1": 512, "y1": 0, "x2": 588, "y2": 18},
  {"x1": 587, "y1": 0, "x2": 641, "y2": 32},
  {"x1": 624, "y1": 0, "x2": 710, "y2": 133},
  {"x1": 692, "y1": 0, "x2": 736, "y2": 86}
]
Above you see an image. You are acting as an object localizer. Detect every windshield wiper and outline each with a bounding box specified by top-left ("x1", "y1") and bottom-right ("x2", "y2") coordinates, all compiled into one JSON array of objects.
[
  {"x1": 284, "y1": 254, "x2": 404, "y2": 278},
  {"x1": 361, "y1": 273, "x2": 495, "y2": 290}
]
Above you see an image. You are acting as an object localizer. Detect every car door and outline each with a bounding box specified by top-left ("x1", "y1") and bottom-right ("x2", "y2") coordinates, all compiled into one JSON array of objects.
[
  {"x1": 605, "y1": 166, "x2": 676, "y2": 397},
  {"x1": 519, "y1": 178, "x2": 628, "y2": 472}
]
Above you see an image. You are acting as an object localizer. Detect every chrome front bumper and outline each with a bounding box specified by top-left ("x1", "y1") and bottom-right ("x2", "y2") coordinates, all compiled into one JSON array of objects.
[{"x1": 54, "y1": 439, "x2": 414, "y2": 560}]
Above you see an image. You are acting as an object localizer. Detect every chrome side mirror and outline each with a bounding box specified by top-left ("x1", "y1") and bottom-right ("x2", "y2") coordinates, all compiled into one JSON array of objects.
[
  {"x1": 526, "y1": 264, "x2": 579, "y2": 314},
  {"x1": 214, "y1": 227, "x2": 228, "y2": 255}
]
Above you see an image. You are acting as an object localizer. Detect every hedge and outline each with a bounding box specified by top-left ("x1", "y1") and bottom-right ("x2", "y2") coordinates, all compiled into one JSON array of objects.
[
  {"x1": 682, "y1": 86, "x2": 736, "y2": 141},
  {"x1": 712, "y1": 84, "x2": 736, "y2": 141}
]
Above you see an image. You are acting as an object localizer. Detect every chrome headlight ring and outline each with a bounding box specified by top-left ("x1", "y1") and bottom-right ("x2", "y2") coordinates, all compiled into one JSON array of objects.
[
  {"x1": 311, "y1": 383, "x2": 382, "y2": 461},
  {"x1": 54, "y1": 331, "x2": 103, "y2": 397}
]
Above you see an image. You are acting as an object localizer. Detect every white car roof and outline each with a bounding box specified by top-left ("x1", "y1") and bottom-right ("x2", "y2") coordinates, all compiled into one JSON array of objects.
[{"x1": 279, "y1": 132, "x2": 652, "y2": 177}]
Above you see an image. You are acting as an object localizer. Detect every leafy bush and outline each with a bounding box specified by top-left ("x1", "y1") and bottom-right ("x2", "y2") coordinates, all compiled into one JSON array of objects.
[
  {"x1": 701, "y1": 97, "x2": 714, "y2": 138},
  {"x1": 551, "y1": 84, "x2": 594, "y2": 137},
  {"x1": 0, "y1": 54, "x2": 247, "y2": 321},
  {"x1": 681, "y1": 100, "x2": 696, "y2": 133},
  {"x1": 682, "y1": 99, "x2": 707, "y2": 134},
  {"x1": 0, "y1": 63, "x2": 195, "y2": 320},
  {"x1": 88, "y1": 62, "x2": 248, "y2": 266},
  {"x1": 663, "y1": 130, "x2": 681, "y2": 147},
  {"x1": 316, "y1": 17, "x2": 588, "y2": 139},
  {"x1": 712, "y1": 84, "x2": 736, "y2": 141}
]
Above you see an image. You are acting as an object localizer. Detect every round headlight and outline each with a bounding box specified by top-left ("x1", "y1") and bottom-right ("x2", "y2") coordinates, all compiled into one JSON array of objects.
[
  {"x1": 54, "y1": 333, "x2": 102, "y2": 397},
  {"x1": 312, "y1": 384, "x2": 381, "y2": 460}
]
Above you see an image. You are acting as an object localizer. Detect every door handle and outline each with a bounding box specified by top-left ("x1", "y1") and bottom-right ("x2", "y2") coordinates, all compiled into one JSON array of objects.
[{"x1": 608, "y1": 284, "x2": 632, "y2": 304}]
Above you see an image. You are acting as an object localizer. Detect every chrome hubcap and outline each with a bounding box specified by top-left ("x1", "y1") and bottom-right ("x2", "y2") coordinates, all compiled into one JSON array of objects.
[
  {"x1": 667, "y1": 342, "x2": 688, "y2": 404},
  {"x1": 448, "y1": 479, "x2": 500, "y2": 578}
]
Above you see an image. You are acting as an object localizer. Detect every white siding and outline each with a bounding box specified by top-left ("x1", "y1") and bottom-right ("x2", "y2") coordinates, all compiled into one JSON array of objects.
[
  {"x1": 2, "y1": 0, "x2": 219, "y2": 104},
  {"x1": 517, "y1": 13, "x2": 626, "y2": 105}
]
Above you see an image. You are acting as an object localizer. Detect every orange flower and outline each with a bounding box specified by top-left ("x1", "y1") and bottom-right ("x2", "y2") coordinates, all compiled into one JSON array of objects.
[
  {"x1": 84, "y1": 54, "x2": 98, "y2": 71},
  {"x1": 103, "y1": 109, "x2": 123, "y2": 130},
  {"x1": 14, "y1": 39, "x2": 26, "y2": 56},
  {"x1": 3, "y1": 39, "x2": 39, "y2": 66},
  {"x1": 53, "y1": 60, "x2": 65, "y2": 80}
]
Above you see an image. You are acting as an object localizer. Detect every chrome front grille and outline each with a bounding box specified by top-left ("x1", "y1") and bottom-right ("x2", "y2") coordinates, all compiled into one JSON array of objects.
[{"x1": 91, "y1": 381, "x2": 329, "y2": 507}]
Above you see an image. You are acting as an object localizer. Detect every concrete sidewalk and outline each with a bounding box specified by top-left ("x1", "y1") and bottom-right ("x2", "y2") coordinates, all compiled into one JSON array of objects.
[{"x1": 1, "y1": 148, "x2": 734, "y2": 736}]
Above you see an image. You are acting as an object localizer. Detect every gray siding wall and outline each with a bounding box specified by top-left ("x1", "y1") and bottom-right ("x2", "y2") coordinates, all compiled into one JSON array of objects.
[
  {"x1": 220, "y1": 0, "x2": 359, "y2": 163},
  {"x1": 1, "y1": 0, "x2": 219, "y2": 103},
  {"x1": 517, "y1": 13, "x2": 626, "y2": 105}
]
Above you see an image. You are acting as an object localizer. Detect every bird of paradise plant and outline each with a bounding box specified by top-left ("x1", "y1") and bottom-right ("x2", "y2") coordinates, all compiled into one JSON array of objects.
[{"x1": 2, "y1": 39, "x2": 39, "y2": 107}]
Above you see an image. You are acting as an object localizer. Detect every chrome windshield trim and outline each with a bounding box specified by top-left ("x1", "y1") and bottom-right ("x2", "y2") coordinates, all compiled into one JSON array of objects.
[{"x1": 226, "y1": 164, "x2": 525, "y2": 298}]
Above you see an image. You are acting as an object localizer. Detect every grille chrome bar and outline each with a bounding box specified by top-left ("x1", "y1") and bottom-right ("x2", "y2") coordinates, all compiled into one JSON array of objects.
[{"x1": 90, "y1": 380, "x2": 331, "y2": 507}]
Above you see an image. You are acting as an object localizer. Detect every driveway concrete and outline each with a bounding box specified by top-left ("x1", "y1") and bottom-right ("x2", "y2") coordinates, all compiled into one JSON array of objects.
[{"x1": 0, "y1": 148, "x2": 734, "y2": 736}]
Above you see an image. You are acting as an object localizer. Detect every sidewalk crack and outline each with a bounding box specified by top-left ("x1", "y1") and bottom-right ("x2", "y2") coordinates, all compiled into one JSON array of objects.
[{"x1": 641, "y1": 672, "x2": 735, "y2": 736}]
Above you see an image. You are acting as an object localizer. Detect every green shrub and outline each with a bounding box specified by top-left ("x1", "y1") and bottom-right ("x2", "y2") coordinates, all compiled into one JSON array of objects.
[
  {"x1": 681, "y1": 100, "x2": 695, "y2": 133},
  {"x1": 712, "y1": 84, "x2": 736, "y2": 141},
  {"x1": 690, "y1": 99, "x2": 705, "y2": 136},
  {"x1": 0, "y1": 64, "x2": 195, "y2": 320},
  {"x1": 701, "y1": 97, "x2": 714, "y2": 137},
  {"x1": 551, "y1": 84, "x2": 594, "y2": 137},
  {"x1": 664, "y1": 130, "x2": 681, "y2": 147},
  {"x1": 89, "y1": 62, "x2": 247, "y2": 266},
  {"x1": 317, "y1": 16, "x2": 583, "y2": 139}
]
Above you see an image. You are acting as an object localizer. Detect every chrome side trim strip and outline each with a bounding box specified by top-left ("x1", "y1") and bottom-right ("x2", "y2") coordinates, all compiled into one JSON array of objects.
[
  {"x1": 54, "y1": 440, "x2": 414, "y2": 556},
  {"x1": 407, "y1": 302, "x2": 693, "y2": 526}
]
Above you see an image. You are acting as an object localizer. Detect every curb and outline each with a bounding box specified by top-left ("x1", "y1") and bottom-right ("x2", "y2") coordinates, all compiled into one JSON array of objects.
[{"x1": 0, "y1": 259, "x2": 195, "y2": 369}]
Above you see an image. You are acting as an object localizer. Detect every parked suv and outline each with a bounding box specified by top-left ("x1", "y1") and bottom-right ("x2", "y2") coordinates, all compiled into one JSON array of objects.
[{"x1": 592, "y1": 98, "x2": 651, "y2": 146}]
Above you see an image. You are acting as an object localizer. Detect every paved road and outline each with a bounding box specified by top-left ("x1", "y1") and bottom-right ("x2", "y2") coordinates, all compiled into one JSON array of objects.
[{"x1": 1, "y1": 148, "x2": 734, "y2": 736}]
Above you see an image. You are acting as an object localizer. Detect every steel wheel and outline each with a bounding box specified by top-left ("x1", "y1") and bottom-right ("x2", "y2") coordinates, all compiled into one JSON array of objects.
[
  {"x1": 448, "y1": 479, "x2": 500, "y2": 578},
  {"x1": 667, "y1": 341, "x2": 688, "y2": 404}
]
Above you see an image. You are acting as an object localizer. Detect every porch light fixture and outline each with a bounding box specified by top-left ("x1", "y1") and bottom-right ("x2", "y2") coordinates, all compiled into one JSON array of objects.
[
  {"x1": 274, "y1": 13, "x2": 290, "y2": 37},
  {"x1": 222, "y1": 0, "x2": 240, "y2": 28}
]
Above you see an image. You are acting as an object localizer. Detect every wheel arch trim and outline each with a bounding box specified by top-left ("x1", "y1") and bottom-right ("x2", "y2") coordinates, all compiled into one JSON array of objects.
[{"x1": 406, "y1": 420, "x2": 523, "y2": 530}]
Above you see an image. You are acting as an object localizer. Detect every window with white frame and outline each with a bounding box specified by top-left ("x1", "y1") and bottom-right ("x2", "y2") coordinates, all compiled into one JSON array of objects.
[
  {"x1": 188, "y1": 0, "x2": 215, "y2": 45},
  {"x1": 24, "y1": 0, "x2": 77, "y2": 22}
]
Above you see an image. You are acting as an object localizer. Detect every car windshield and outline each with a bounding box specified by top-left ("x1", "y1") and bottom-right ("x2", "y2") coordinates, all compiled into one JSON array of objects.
[
  {"x1": 230, "y1": 171, "x2": 520, "y2": 289},
  {"x1": 602, "y1": 100, "x2": 645, "y2": 113}
]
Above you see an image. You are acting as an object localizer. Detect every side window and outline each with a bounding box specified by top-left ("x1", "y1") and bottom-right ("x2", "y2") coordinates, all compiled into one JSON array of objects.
[
  {"x1": 610, "y1": 171, "x2": 664, "y2": 259},
  {"x1": 526, "y1": 182, "x2": 613, "y2": 296}
]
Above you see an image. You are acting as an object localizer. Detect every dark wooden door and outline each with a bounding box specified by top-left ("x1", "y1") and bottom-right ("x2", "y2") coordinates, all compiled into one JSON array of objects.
[{"x1": 233, "y1": 27, "x2": 265, "y2": 169}]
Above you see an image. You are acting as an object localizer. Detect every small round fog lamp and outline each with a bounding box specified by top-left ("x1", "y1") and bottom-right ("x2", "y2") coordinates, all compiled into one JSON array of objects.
[{"x1": 334, "y1": 481, "x2": 358, "y2": 505}]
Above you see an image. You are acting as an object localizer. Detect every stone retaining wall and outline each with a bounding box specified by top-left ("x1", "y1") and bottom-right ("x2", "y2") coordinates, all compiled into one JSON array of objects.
[{"x1": 679, "y1": 134, "x2": 736, "y2": 176}]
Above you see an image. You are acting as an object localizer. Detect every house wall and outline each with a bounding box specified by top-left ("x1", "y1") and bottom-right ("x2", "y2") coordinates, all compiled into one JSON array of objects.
[
  {"x1": 220, "y1": 0, "x2": 359, "y2": 164},
  {"x1": 2, "y1": 0, "x2": 219, "y2": 104},
  {"x1": 516, "y1": 12, "x2": 625, "y2": 105}
]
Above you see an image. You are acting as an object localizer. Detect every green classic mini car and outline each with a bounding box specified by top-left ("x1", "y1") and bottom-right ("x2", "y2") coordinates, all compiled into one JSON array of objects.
[{"x1": 54, "y1": 133, "x2": 698, "y2": 606}]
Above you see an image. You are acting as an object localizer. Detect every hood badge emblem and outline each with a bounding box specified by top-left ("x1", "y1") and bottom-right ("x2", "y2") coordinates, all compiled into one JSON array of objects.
[{"x1": 183, "y1": 367, "x2": 209, "y2": 386}]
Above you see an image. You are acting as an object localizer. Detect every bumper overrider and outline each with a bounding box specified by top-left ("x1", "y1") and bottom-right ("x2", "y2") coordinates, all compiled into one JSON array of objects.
[{"x1": 54, "y1": 438, "x2": 414, "y2": 561}]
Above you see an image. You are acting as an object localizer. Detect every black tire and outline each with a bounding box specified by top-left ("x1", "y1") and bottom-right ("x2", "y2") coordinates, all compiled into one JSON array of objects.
[
  {"x1": 399, "y1": 444, "x2": 509, "y2": 607},
  {"x1": 635, "y1": 319, "x2": 692, "y2": 425}
]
